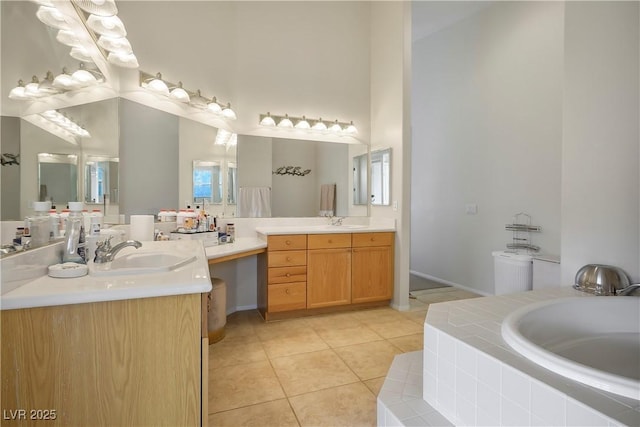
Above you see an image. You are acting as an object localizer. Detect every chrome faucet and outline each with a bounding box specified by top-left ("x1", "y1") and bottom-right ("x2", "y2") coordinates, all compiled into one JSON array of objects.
[
  {"x1": 328, "y1": 216, "x2": 344, "y2": 226},
  {"x1": 94, "y1": 237, "x2": 142, "y2": 263}
]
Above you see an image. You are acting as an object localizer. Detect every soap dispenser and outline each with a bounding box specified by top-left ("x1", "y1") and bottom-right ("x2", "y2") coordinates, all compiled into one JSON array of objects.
[{"x1": 62, "y1": 202, "x2": 87, "y2": 264}]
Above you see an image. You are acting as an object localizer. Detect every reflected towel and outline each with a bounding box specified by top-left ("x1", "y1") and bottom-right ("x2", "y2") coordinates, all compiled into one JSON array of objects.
[
  {"x1": 319, "y1": 183, "x2": 336, "y2": 217},
  {"x1": 238, "y1": 187, "x2": 272, "y2": 217}
]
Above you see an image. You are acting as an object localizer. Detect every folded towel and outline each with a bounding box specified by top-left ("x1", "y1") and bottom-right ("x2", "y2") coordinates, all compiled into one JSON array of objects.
[{"x1": 238, "y1": 187, "x2": 272, "y2": 217}]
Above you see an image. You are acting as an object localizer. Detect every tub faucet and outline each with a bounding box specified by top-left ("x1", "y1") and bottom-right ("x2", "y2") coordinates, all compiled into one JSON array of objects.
[
  {"x1": 94, "y1": 237, "x2": 142, "y2": 263},
  {"x1": 617, "y1": 284, "x2": 640, "y2": 296}
]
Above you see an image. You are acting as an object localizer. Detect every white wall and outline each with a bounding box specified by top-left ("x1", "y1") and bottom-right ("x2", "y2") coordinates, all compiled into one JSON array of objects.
[
  {"x1": 1, "y1": 117, "x2": 20, "y2": 220},
  {"x1": 561, "y1": 1, "x2": 640, "y2": 284},
  {"x1": 370, "y1": 1, "x2": 412, "y2": 310},
  {"x1": 411, "y1": 1, "x2": 564, "y2": 295},
  {"x1": 119, "y1": 99, "x2": 179, "y2": 219}
]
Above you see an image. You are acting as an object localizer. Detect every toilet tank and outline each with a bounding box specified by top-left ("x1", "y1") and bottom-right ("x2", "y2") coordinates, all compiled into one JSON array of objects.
[{"x1": 532, "y1": 255, "x2": 561, "y2": 289}]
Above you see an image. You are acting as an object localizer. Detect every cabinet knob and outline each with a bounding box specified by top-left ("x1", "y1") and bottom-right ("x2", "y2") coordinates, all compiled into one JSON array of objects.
[
  {"x1": 285, "y1": 240, "x2": 291, "y2": 245},
  {"x1": 328, "y1": 239, "x2": 333, "y2": 244},
  {"x1": 286, "y1": 273, "x2": 291, "y2": 277},
  {"x1": 370, "y1": 237, "x2": 375, "y2": 242},
  {"x1": 286, "y1": 256, "x2": 292, "y2": 262},
  {"x1": 285, "y1": 288, "x2": 290, "y2": 294}
]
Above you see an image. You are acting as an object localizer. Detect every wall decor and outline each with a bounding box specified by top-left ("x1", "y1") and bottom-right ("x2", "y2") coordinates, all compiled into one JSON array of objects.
[
  {"x1": 1, "y1": 153, "x2": 20, "y2": 166},
  {"x1": 272, "y1": 166, "x2": 311, "y2": 177}
]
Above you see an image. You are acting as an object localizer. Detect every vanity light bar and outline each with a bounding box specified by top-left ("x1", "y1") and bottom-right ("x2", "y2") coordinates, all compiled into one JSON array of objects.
[
  {"x1": 39, "y1": 110, "x2": 91, "y2": 138},
  {"x1": 8, "y1": 64, "x2": 105, "y2": 101},
  {"x1": 139, "y1": 71, "x2": 237, "y2": 120},
  {"x1": 259, "y1": 113, "x2": 357, "y2": 135}
]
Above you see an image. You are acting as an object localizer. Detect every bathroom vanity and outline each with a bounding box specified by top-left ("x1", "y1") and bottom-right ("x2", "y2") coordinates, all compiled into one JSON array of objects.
[
  {"x1": 1, "y1": 240, "x2": 211, "y2": 426},
  {"x1": 255, "y1": 226, "x2": 395, "y2": 320}
]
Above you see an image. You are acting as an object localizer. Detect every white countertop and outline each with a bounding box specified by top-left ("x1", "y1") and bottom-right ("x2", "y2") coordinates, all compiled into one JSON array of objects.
[
  {"x1": 204, "y1": 237, "x2": 267, "y2": 260},
  {"x1": 255, "y1": 224, "x2": 396, "y2": 235},
  {"x1": 1, "y1": 240, "x2": 212, "y2": 310}
]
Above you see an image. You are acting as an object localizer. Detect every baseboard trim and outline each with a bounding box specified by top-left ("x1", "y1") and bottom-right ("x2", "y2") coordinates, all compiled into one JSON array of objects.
[{"x1": 409, "y1": 270, "x2": 492, "y2": 297}]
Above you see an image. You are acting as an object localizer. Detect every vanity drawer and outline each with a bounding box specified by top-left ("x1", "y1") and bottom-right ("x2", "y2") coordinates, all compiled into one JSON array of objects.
[
  {"x1": 268, "y1": 250, "x2": 307, "y2": 267},
  {"x1": 352, "y1": 232, "x2": 394, "y2": 248},
  {"x1": 307, "y1": 233, "x2": 351, "y2": 249},
  {"x1": 268, "y1": 235, "x2": 307, "y2": 251},
  {"x1": 268, "y1": 282, "x2": 306, "y2": 312},
  {"x1": 268, "y1": 266, "x2": 307, "y2": 284}
]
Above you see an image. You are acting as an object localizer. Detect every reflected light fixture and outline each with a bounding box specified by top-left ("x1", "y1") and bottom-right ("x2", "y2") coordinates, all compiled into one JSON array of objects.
[
  {"x1": 70, "y1": 62, "x2": 101, "y2": 85},
  {"x1": 107, "y1": 51, "x2": 139, "y2": 68},
  {"x1": 86, "y1": 14, "x2": 126, "y2": 38},
  {"x1": 36, "y1": 5, "x2": 70, "y2": 30},
  {"x1": 214, "y1": 129, "x2": 237, "y2": 147},
  {"x1": 97, "y1": 35, "x2": 132, "y2": 54},
  {"x1": 169, "y1": 82, "x2": 190, "y2": 103},
  {"x1": 56, "y1": 29, "x2": 80, "y2": 47},
  {"x1": 8, "y1": 80, "x2": 29, "y2": 100},
  {"x1": 73, "y1": 0, "x2": 119, "y2": 17},
  {"x1": 70, "y1": 45, "x2": 94, "y2": 62},
  {"x1": 39, "y1": 110, "x2": 91, "y2": 138}
]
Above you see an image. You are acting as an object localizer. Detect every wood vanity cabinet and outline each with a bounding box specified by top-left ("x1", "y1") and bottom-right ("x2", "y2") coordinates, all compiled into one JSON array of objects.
[
  {"x1": 1, "y1": 294, "x2": 207, "y2": 426},
  {"x1": 265, "y1": 234, "x2": 307, "y2": 313},
  {"x1": 259, "y1": 231, "x2": 394, "y2": 320},
  {"x1": 351, "y1": 232, "x2": 395, "y2": 303},
  {"x1": 307, "y1": 233, "x2": 352, "y2": 308}
]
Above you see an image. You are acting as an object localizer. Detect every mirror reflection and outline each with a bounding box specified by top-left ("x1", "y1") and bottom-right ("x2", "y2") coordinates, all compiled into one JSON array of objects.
[
  {"x1": 371, "y1": 148, "x2": 391, "y2": 206},
  {"x1": 353, "y1": 153, "x2": 368, "y2": 205},
  {"x1": 38, "y1": 153, "x2": 78, "y2": 206},
  {"x1": 85, "y1": 157, "x2": 118, "y2": 204}
]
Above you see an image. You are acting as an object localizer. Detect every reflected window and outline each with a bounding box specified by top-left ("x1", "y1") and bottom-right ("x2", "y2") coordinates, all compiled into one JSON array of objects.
[
  {"x1": 85, "y1": 157, "x2": 119, "y2": 204},
  {"x1": 227, "y1": 162, "x2": 237, "y2": 205},
  {"x1": 193, "y1": 161, "x2": 222, "y2": 204}
]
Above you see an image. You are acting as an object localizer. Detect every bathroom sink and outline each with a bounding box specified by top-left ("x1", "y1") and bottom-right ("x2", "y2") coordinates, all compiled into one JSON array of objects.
[
  {"x1": 90, "y1": 252, "x2": 197, "y2": 276},
  {"x1": 324, "y1": 224, "x2": 367, "y2": 230}
]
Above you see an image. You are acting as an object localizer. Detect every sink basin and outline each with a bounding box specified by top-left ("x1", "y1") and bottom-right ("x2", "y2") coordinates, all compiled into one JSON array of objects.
[
  {"x1": 324, "y1": 224, "x2": 367, "y2": 230},
  {"x1": 90, "y1": 252, "x2": 197, "y2": 276}
]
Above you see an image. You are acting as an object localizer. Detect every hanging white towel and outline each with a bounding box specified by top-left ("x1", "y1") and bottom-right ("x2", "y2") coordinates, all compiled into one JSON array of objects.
[
  {"x1": 238, "y1": 187, "x2": 272, "y2": 217},
  {"x1": 319, "y1": 183, "x2": 336, "y2": 217}
]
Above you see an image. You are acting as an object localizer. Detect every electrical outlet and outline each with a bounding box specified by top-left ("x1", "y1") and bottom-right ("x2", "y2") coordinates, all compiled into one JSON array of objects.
[
  {"x1": 393, "y1": 201, "x2": 398, "y2": 211},
  {"x1": 465, "y1": 204, "x2": 478, "y2": 215}
]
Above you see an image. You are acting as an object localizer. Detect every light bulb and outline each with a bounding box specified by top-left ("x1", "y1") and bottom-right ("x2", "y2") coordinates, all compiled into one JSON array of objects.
[
  {"x1": 329, "y1": 120, "x2": 342, "y2": 133},
  {"x1": 145, "y1": 73, "x2": 169, "y2": 96},
  {"x1": 86, "y1": 14, "x2": 126, "y2": 37},
  {"x1": 189, "y1": 90, "x2": 209, "y2": 109},
  {"x1": 24, "y1": 76, "x2": 42, "y2": 98},
  {"x1": 56, "y1": 30, "x2": 79, "y2": 47},
  {"x1": 260, "y1": 113, "x2": 276, "y2": 126},
  {"x1": 73, "y1": 0, "x2": 118, "y2": 17},
  {"x1": 70, "y1": 46, "x2": 93, "y2": 62},
  {"x1": 208, "y1": 98, "x2": 222, "y2": 114},
  {"x1": 295, "y1": 116, "x2": 311, "y2": 129},
  {"x1": 36, "y1": 5, "x2": 70, "y2": 30},
  {"x1": 222, "y1": 103, "x2": 237, "y2": 120},
  {"x1": 107, "y1": 52, "x2": 139, "y2": 68},
  {"x1": 98, "y1": 35, "x2": 132, "y2": 54},
  {"x1": 53, "y1": 69, "x2": 80, "y2": 90},
  {"x1": 345, "y1": 121, "x2": 358, "y2": 134},
  {"x1": 312, "y1": 118, "x2": 327, "y2": 131},
  {"x1": 71, "y1": 64, "x2": 98, "y2": 86},
  {"x1": 278, "y1": 114, "x2": 293, "y2": 128},
  {"x1": 169, "y1": 82, "x2": 190, "y2": 103},
  {"x1": 8, "y1": 80, "x2": 30, "y2": 100}
]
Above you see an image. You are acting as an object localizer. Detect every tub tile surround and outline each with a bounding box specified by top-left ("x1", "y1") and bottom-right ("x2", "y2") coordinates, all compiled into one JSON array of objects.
[{"x1": 420, "y1": 288, "x2": 640, "y2": 427}]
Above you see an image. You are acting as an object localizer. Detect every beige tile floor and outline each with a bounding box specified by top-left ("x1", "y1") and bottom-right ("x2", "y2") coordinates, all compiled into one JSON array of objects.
[{"x1": 208, "y1": 287, "x2": 480, "y2": 427}]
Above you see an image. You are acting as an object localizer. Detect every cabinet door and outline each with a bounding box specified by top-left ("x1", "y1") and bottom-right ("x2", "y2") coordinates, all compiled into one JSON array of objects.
[
  {"x1": 352, "y1": 245, "x2": 393, "y2": 303},
  {"x1": 307, "y1": 248, "x2": 351, "y2": 308}
]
